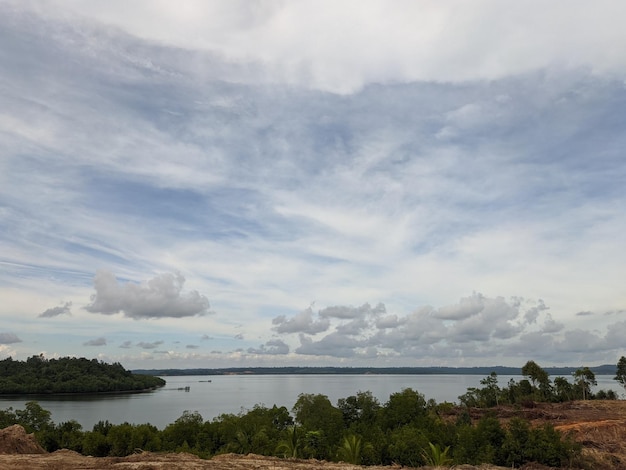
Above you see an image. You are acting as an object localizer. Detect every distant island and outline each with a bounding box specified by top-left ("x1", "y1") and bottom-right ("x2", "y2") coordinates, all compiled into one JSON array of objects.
[
  {"x1": 0, "y1": 355, "x2": 165, "y2": 394},
  {"x1": 132, "y1": 364, "x2": 618, "y2": 376}
]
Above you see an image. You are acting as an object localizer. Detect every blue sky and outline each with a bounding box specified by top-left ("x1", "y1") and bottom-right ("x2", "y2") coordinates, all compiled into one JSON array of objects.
[{"x1": 1, "y1": 0, "x2": 625, "y2": 369}]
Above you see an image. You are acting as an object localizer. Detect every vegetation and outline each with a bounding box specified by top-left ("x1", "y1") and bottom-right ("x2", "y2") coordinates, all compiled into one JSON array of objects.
[
  {"x1": 614, "y1": 356, "x2": 626, "y2": 394},
  {"x1": 0, "y1": 355, "x2": 165, "y2": 394},
  {"x1": 459, "y1": 360, "x2": 619, "y2": 407},
  {"x1": 1, "y1": 357, "x2": 624, "y2": 467},
  {"x1": 0, "y1": 390, "x2": 577, "y2": 468}
]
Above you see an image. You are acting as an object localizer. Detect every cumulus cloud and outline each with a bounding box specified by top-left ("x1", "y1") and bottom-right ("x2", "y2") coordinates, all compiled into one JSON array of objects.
[
  {"x1": 283, "y1": 295, "x2": 562, "y2": 360},
  {"x1": 542, "y1": 314, "x2": 564, "y2": 333},
  {"x1": 119, "y1": 341, "x2": 133, "y2": 349},
  {"x1": 85, "y1": 270, "x2": 210, "y2": 319},
  {"x1": 137, "y1": 340, "x2": 164, "y2": 349},
  {"x1": 272, "y1": 307, "x2": 330, "y2": 334},
  {"x1": 38, "y1": 301, "x2": 72, "y2": 318},
  {"x1": 186, "y1": 344, "x2": 199, "y2": 349},
  {"x1": 375, "y1": 314, "x2": 401, "y2": 329},
  {"x1": 296, "y1": 332, "x2": 362, "y2": 358},
  {"x1": 436, "y1": 294, "x2": 485, "y2": 320},
  {"x1": 83, "y1": 337, "x2": 106, "y2": 346},
  {"x1": 318, "y1": 303, "x2": 386, "y2": 319},
  {"x1": 247, "y1": 339, "x2": 289, "y2": 355},
  {"x1": 524, "y1": 299, "x2": 549, "y2": 324},
  {"x1": 0, "y1": 333, "x2": 22, "y2": 344}
]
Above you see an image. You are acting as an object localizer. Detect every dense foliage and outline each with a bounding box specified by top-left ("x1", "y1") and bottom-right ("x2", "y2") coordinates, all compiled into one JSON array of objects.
[
  {"x1": 1, "y1": 392, "x2": 578, "y2": 468},
  {"x1": 0, "y1": 356, "x2": 165, "y2": 394}
]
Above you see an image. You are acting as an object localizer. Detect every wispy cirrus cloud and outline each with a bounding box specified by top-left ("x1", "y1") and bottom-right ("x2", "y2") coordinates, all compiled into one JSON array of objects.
[{"x1": 0, "y1": 1, "x2": 624, "y2": 368}]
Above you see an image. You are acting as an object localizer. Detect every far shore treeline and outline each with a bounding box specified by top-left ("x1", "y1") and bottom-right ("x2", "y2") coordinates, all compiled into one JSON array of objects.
[
  {"x1": 132, "y1": 364, "x2": 618, "y2": 376},
  {"x1": 0, "y1": 355, "x2": 165, "y2": 394}
]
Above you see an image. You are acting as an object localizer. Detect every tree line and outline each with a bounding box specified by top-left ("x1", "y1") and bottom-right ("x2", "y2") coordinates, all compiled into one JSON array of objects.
[
  {"x1": 459, "y1": 358, "x2": 625, "y2": 407},
  {"x1": 1, "y1": 392, "x2": 578, "y2": 468},
  {"x1": 0, "y1": 356, "x2": 165, "y2": 394}
]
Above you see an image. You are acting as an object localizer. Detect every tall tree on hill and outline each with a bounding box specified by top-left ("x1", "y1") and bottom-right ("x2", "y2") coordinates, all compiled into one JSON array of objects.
[
  {"x1": 573, "y1": 367, "x2": 596, "y2": 400},
  {"x1": 521, "y1": 360, "x2": 550, "y2": 399},
  {"x1": 614, "y1": 356, "x2": 626, "y2": 395}
]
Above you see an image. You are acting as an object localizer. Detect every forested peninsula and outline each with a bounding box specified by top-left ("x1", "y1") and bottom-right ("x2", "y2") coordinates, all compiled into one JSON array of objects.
[{"x1": 0, "y1": 356, "x2": 165, "y2": 394}]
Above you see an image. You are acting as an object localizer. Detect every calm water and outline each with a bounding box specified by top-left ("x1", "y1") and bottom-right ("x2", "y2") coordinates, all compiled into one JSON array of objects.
[{"x1": 0, "y1": 374, "x2": 620, "y2": 430}]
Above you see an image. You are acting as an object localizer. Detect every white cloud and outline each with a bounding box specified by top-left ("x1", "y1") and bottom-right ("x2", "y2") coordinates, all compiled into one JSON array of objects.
[
  {"x1": 34, "y1": 0, "x2": 626, "y2": 93},
  {"x1": 85, "y1": 270, "x2": 210, "y2": 319},
  {"x1": 0, "y1": 1, "x2": 625, "y2": 368},
  {"x1": 272, "y1": 307, "x2": 331, "y2": 335},
  {"x1": 296, "y1": 332, "x2": 363, "y2": 358},
  {"x1": 83, "y1": 337, "x2": 106, "y2": 346},
  {"x1": 0, "y1": 333, "x2": 22, "y2": 344},
  {"x1": 39, "y1": 301, "x2": 72, "y2": 318},
  {"x1": 137, "y1": 341, "x2": 164, "y2": 350},
  {"x1": 247, "y1": 339, "x2": 289, "y2": 355},
  {"x1": 319, "y1": 303, "x2": 386, "y2": 319}
]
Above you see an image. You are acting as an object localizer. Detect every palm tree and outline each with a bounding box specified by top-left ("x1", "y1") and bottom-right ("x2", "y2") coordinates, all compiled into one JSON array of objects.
[
  {"x1": 276, "y1": 425, "x2": 300, "y2": 458},
  {"x1": 337, "y1": 434, "x2": 362, "y2": 465},
  {"x1": 421, "y1": 441, "x2": 452, "y2": 467}
]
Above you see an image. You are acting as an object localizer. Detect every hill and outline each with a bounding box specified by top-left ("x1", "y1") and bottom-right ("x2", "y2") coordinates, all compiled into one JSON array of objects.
[{"x1": 0, "y1": 355, "x2": 165, "y2": 394}]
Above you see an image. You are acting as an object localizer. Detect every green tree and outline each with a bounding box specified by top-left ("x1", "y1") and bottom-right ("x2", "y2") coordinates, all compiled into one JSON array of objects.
[
  {"x1": 336, "y1": 434, "x2": 363, "y2": 464},
  {"x1": 15, "y1": 401, "x2": 52, "y2": 432},
  {"x1": 386, "y1": 425, "x2": 427, "y2": 467},
  {"x1": 82, "y1": 430, "x2": 111, "y2": 456},
  {"x1": 337, "y1": 391, "x2": 380, "y2": 428},
  {"x1": 422, "y1": 441, "x2": 452, "y2": 467},
  {"x1": 162, "y1": 410, "x2": 204, "y2": 450},
  {"x1": 276, "y1": 425, "x2": 301, "y2": 458},
  {"x1": 454, "y1": 415, "x2": 504, "y2": 465},
  {"x1": 479, "y1": 372, "x2": 500, "y2": 406},
  {"x1": 553, "y1": 376, "x2": 573, "y2": 402},
  {"x1": 500, "y1": 417, "x2": 531, "y2": 467},
  {"x1": 106, "y1": 423, "x2": 134, "y2": 456},
  {"x1": 292, "y1": 393, "x2": 343, "y2": 459},
  {"x1": 380, "y1": 388, "x2": 427, "y2": 429},
  {"x1": 614, "y1": 356, "x2": 626, "y2": 395},
  {"x1": 573, "y1": 367, "x2": 596, "y2": 400},
  {"x1": 521, "y1": 360, "x2": 550, "y2": 399}
]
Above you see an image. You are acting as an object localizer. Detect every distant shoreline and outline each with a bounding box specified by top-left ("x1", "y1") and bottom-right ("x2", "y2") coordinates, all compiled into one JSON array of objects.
[{"x1": 132, "y1": 364, "x2": 617, "y2": 377}]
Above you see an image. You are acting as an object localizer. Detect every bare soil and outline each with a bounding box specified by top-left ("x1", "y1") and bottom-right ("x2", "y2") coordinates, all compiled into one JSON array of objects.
[{"x1": 0, "y1": 400, "x2": 625, "y2": 469}]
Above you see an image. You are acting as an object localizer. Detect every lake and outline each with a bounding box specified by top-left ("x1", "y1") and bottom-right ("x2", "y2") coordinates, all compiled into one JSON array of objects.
[{"x1": 0, "y1": 374, "x2": 621, "y2": 430}]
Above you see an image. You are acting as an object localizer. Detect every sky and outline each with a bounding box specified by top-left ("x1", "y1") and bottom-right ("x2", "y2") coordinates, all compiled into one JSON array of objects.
[{"x1": 1, "y1": 0, "x2": 625, "y2": 370}]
